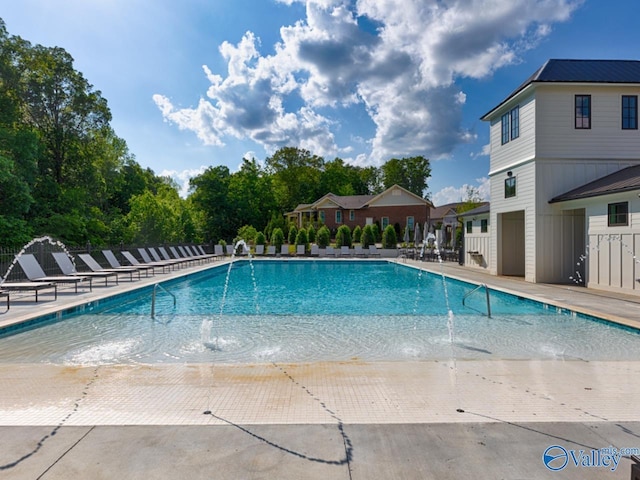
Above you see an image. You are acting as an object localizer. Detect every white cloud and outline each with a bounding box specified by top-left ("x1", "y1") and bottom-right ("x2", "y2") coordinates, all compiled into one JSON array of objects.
[
  {"x1": 154, "y1": 0, "x2": 581, "y2": 164},
  {"x1": 432, "y1": 177, "x2": 490, "y2": 206},
  {"x1": 160, "y1": 166, "x2": 208, "y2": 198}
]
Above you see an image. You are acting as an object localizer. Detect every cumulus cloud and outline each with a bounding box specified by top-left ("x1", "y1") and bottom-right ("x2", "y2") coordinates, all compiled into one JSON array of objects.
[
  {"x1": 160, "y1": 166, "x2": 208, "y2": 198},
  {"x1": 432, "y1": 177, "x2": 490, "y2": 206},
  {"x1": 155, "y1": 0, "x2": 581, "y2": 164}
]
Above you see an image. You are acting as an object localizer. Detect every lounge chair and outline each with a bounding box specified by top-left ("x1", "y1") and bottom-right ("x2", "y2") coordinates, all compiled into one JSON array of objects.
[
  {"x1": 179, "y1": 246, "x2": 205, "y2": 264},
  {"x1": 191, "y1": 245, "x2": 217, "y2": 262},
  {"x1": 310, "y1": 244, "x2": 319, "y2": 257},
  {"x1": 255, "y1": 245, "x2": 264, "y2": 256},
  {"x1": 354, "y1": 245, "x2": 366, "y2": 257},
  {"x1": 52, "y1": 252, "x2": 119, "y2": 287},
  {"x1": 148, "y1": 247, "x2": 183, "y2": 270},
  {"x1": 266, "y1": 245, "x2": 276, "y2": 256},
  {"x1": 280, "y1": 244, "x2": 290, "y2": 256},
  {"x1": 168, "y1": 247, "x2": 197, "y2": 267},
  {"x1": 0, "y1": 281, "x2": 56, "y2": 302},
  {"x1": 214, "y1": 245, "x2": 225, "y2": 257},
  {"x1": 325, "y1": 246, "x2": 336, "y2": 257},
  {"x1": 368, "y1": 245, "x2": 381, "y2": 257},
  {"x1": 296, "y1": 244, "x2": 306, "y2": 256},
  {"x1": 136, "y1": 248, "x2": 174, "y2": 273},
  {"x1": 104, "y1": 250, "x2": 155, "y2": 277},
  {"x1": 226, "y1": 245, "x2": 234, "y2": 256},
  {"x1": 160, "y1": 247, "x2": 194, "y2": 267},
  {"x1": 340, "y1": 246, "x2": 351, "y2": 257},
  {"x1": 0, "y1": 290, "x2": 9, "y2": 312},
  {"x1": 16, "y1": 253, "x2": 91, "y2": 292},
  {"x1": 78, "y1": 253, "x2": 140, "y2": 282}
]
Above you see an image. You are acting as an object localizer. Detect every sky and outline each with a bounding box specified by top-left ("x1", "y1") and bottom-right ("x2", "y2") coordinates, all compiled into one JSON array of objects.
[{"x1": 2, "y1": 0, "x2": 640, "y2": 205}]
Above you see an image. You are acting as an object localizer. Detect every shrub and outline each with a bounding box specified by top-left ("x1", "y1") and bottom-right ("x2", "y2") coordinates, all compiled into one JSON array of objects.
[
  {"x1": 361, "y1": 224, "x2": 375, "y2": 248},
  {"x1": 307, "y1": 224, "x2": 316, "y2": 243},
  {"x1": 382, "y1": 225, "x2": 397, "y2": 248},
  {"x1": 352, "y1": 225, "x2": 362, "y2": 243},
  {"x1": 271, "y1": 228, "x2": 285, "y2": 250},
  {"x1": 335, "y1": 224, "x2": 352, "y2": 248},
  {"x1": 255, "y1": 231, "x2": 266, "y2": 245},
  {"x1": 218, "y1": 239, "x2": 227, "y2": 248},
  {"x1": 235, "y1": 225, "x2": 258, "y2": 245},
  {"x1": 372, "y1": 223, "x2": 381, "y2": 242},
  {"x1": 316, "y1": 225, "x2": 330, "y2": 248},
  {"x1": 295, "y1": 228, "x2": 308, "y2": 248},
  {"x1": 288, "y1": 225, "x2": 298, "y2": 244}
]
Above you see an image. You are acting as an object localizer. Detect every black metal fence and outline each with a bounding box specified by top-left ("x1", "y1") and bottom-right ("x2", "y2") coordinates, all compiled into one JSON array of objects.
[{"x1": 0, "y1": 240, "x2": 215, "y2": 283}]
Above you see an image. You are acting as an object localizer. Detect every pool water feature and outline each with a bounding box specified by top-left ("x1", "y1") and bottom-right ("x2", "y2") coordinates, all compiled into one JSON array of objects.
[{"x1": 1, "y1": 260, "x2": 639, "y2": 365}]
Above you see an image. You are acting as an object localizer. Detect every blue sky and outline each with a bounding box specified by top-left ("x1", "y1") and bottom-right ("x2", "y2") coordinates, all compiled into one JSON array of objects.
[{"x1": 2, "y1": 0, "x2": 639, "y2": 204}]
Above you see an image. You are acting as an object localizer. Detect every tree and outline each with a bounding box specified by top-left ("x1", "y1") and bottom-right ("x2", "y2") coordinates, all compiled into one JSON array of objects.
[
  {"x1": 335, "y1": 225, "x2": 352, "y2": 248},
  {"x1": 382, "y1": 225, "x2": 397, "y2": 248},
  {"x1": 316, "y1": 225, "x2": 330, "y2": 248},
  {"x1": 265, "y1": 147, "x2": 323, "y2": 212},
  {"x1": 227, "y1": 158, "x2": 276, "y2": 232},
  {"x1": 295, "y1": 228, "x2": 308, "y2": 248},
  {"x1": 381, "y1": 156, "x2": 431, "y2": 197},
  {"x1": 189, "y1": 165, "x2": 232, "y2": 242},
  {"x1": 271, "y1": 227, "x2": 285, "y2": 250},
  {"x1": 361, "y1": 224, "x2": 375, "y2": 248}
]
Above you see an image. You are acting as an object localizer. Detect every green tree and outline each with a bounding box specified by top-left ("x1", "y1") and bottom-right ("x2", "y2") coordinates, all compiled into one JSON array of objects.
[
  {"x1": 361, "y1": 224, "x2": 375, "y2": 248},
  {"x1": 295, "y1": 228, "x2": 308, "y2": 249},
  {"x1": 307, "y1": 224, "x2": 316, "y2": 243},
  {"x1": 288, "y1": 224, "x2": 298, "y2": 244},
  {"x1": 255, "y1": 231, "x2": 266, "y2": 246},
  {"x1": 316, "y1": 225, "x2": 330, "y2": 248},
  {"x1": 265, "y1": 147, "x2": 323, "y2": 212},
  {"x1": 381, "y1": 156, "x2": 431, "y2": 197},
  {"x1": 382, "y1": 225, "x2": 397, "y2": 248},
  {"x1": 189, "y1": 165, "x2": 231, "y2": 241},
  {"x1": 352, "y1": 225, "x2": 362, "y2": 244},
  {"x1": 335, "y1": 225, "x2": 352, "y2": 248},
  {"x1": 271, "y1": 227, "x2": 285, "y2": 250}
]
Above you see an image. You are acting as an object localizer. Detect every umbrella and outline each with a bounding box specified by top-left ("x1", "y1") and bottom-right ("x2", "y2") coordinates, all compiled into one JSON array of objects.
[
  {"x1": 414, "y1": 222, "x2": 422, "y2": 245},
  {"x1": 403, "y1": 225, "x2": 410, "y2": 244}
]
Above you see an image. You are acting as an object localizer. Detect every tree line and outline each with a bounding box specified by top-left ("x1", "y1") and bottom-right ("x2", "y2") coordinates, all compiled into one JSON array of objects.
[{"x1": 0, "y1": 19, "x2": 431, "y2": 248}]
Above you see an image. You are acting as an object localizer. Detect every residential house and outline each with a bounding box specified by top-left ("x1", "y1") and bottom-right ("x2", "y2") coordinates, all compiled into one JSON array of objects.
[
  {"x1": 479, "y1": 59, "x2": 640, "y2": 295},
  {"x1": 458, "y1": 203, "x2": 491, "y2": 269},
  {"x1": 288, "y1": 184, "x2": 432, "y2": 234}
]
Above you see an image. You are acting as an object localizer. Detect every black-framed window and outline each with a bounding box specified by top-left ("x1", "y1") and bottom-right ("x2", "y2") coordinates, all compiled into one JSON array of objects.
[
  {"x1": 510, "y1": 106, "x2": 520, "y2": 140},
  {"x1": 335, "y1": 210, "x2": 342, "y2": 224},
  {"x1": 622, "y1": 95, "x2": 638, "y2": 130},
  {"x1": 575, "y1": 95, "x2": 591, "y2": 129},
  {"x1": 501, "y1": 112, "x2": 510, "y2": 144},
  {"x1": 466, "y1": 221, "x2": 472, "y2": 234},
  {"x1": 505, "y1": 177, "x2": 516, "y2": 198},
  {"x1": 608, "y1": 202, "x2": 628, "y2": 226},
  {"x1": 481, "y1": 219, "x2": 488, "y2": 233}
]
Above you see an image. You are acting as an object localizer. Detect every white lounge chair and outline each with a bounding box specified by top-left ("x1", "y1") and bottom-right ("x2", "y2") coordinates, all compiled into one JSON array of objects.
[
  {"x1": 214, "y1": 244, "x2": 225, "y2": 257},
  {"x1": 354, "y1": 245, "x2": 366, "y2": 257},
  {"x1": 325, "y1": 246, "x2": 336, "y2": 257},
  {"x1": 340, "y1": 246, "x2": 351, "y2": 257},
  {"x1": 368, "y1": 245, "x2": 381, "y2": 257},
  {"x1": 266, "y1": 245, "x2": 276, "y2": 256},
  {"x1": 280, "y1": 244, "x2": 290, "y2": 256},
  {"x1": 310, "y1": 244, "x2": 319, "y2": 257},
  {"x1": 296, "y1": 244, "x2": 306, "y2": 256},
  {"x1": 17, "y1": 253, "x2": 91, "y2": 292},
  {"x1": 255, "y1": 244, "x2": 264, "y2": 255}
]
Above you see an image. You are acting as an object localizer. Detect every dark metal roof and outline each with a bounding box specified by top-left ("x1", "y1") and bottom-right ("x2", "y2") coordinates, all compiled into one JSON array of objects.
[
  {"x1": 549, "y1": 165, "x2": 640, "y2": 203},
  {"x1": 481, "y1": 59, "x2": 640, "y2": 120}
]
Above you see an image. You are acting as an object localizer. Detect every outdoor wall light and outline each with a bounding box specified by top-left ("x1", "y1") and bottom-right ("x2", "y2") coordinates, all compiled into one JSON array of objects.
[{"x1": 507, "y1": 171, "x2": 513, "y2": 177}]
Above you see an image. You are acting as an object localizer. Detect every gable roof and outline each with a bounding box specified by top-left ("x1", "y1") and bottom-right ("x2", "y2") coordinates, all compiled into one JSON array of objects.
[
  {"x1": 430, "y1": 202, "x2": 464, "y2": 220},
  {"x1": 481, "y1": 59, "x2": 640, "y2": 120},
  {"x1": 550, "y1": 165, "x2": 640, "y2": 203},
  {"x1": 457, "y1": 202, "x2": 490, "y2": 218},
  {"x1": 309, "y1": 185, "x2": 431, "y2": 210}
]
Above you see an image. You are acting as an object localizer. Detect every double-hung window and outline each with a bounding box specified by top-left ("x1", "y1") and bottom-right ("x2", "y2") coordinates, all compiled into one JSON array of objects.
[
  {"x1": 505, "y1": 177, "x2": 516, "y2": 198},
  {"x1": 622, "y1": 95, "x2": 638, "y2": 130},
  {"x1": 335, "y1": 210, "x2": 342, "y2": 224},
  {"x1": 481, "y1": 219, "x2": 488, "y2": 233},
  {"x1": 466, "y1": 221, "x2": 472, "y2": 234},
  {"x1": 501, "y1": 113, "x2": 510, "y2": 144},
  {"x1": 575, "y1": 95, "x2": 591, "y2": 129}
]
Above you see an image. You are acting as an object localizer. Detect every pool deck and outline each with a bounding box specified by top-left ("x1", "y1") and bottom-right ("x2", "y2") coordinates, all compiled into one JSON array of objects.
[{"x1": 1, "y1": 258, "x2": 640, "y2": 479}]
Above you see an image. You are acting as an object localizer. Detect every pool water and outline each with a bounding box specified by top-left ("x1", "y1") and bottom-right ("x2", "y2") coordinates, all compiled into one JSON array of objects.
[{"x1": 0, "y1": 260, "x2": 639, "y2": 364}]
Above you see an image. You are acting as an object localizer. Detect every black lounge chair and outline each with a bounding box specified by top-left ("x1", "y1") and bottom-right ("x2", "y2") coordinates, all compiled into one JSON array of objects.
[
  {"x1": 16, "y1": 253, "x2": 91, "y2": 293},
  {"x1": 52, "y1": 252, "x2": 119, "y2": 287},
  {"x1": 78, "y1": 253, "x2": 140, "y2": 282},
  {"x1": 103, "y1": 250, "x2": 154, "y2": 277},
  {"x1": 0, "y1": 282, "x2": 56, "y2": 303}
]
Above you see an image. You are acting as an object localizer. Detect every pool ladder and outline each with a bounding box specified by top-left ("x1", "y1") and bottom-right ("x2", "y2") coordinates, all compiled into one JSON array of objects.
[
  {"x1": 462, "y1": 284, "x2": 491, "y2": 318},
  {"x1": 151, "y1": 283, "x2": 176, "y2": 320}
]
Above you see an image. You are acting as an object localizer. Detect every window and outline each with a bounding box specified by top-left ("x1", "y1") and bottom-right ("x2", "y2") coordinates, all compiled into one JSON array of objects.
[
  {"x1": 510, "y1": 106, "x2": 520, "y2": 140},
  {"x1": 381, "y1": 217, "x2": 389, "y2": 229},
  {"x1": 608, "y1": 202, "x2": 628, "y2": 226},
  {"x1": 335, "y1": 210, "x2": 342, "y2": 224},
  {"x1": 406, "y1": 216, "x2": 414, "y2": 232},
  {"x1": 481, "y1": 219, "x2": 488, "y2": 233},
  {"x1": 319, "y1": 211, "x2": 325, "y2": 223},
  {"x1": 466, "y1": 221, "x2": 472, "y2": 234},
  {"x1": 505, "y1": 176, "x2": 516, "y2": 198},
  {"x1": 622, "y1": 95, "x2": 638, "y2": 130},
  {"x1": 501, "y1": 112, "x2": 510, "y2": 144},
  {"x1": 349, "y1": 210, "x2": 355, "y2": 221},
  {"x1": 575, "y1": 95, "x2": 591, "y2": 129}
]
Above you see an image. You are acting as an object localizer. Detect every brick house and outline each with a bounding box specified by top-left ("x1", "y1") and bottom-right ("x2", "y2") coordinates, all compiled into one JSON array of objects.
[{"x1": 288, "y1": 184, "x2": 432, "y2": 234}]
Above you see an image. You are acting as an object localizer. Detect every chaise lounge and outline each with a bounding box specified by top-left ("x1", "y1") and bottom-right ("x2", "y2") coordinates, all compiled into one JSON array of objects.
[{"x1": 17, "y1": 253, "x2": 91, "y2": 293}]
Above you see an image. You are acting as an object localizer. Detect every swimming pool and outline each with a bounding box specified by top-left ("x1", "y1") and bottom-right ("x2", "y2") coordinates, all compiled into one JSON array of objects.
[{"x1": 0, "y1": 260, "x2": 639, "y2": 364}]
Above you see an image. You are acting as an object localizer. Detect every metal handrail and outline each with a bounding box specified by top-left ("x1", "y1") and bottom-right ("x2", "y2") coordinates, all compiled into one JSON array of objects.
[
  {"x1": 151, "y1": 283, "x2": 176, "y2": 320},
  {"x1": 462, "y1": 283, "x2": 491, "y2": 318}
]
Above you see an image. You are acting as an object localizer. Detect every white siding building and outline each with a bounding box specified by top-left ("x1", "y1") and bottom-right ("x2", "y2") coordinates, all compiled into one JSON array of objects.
[{"x1": 480, "y1": 59, "x2": 640, "y2": 295}]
